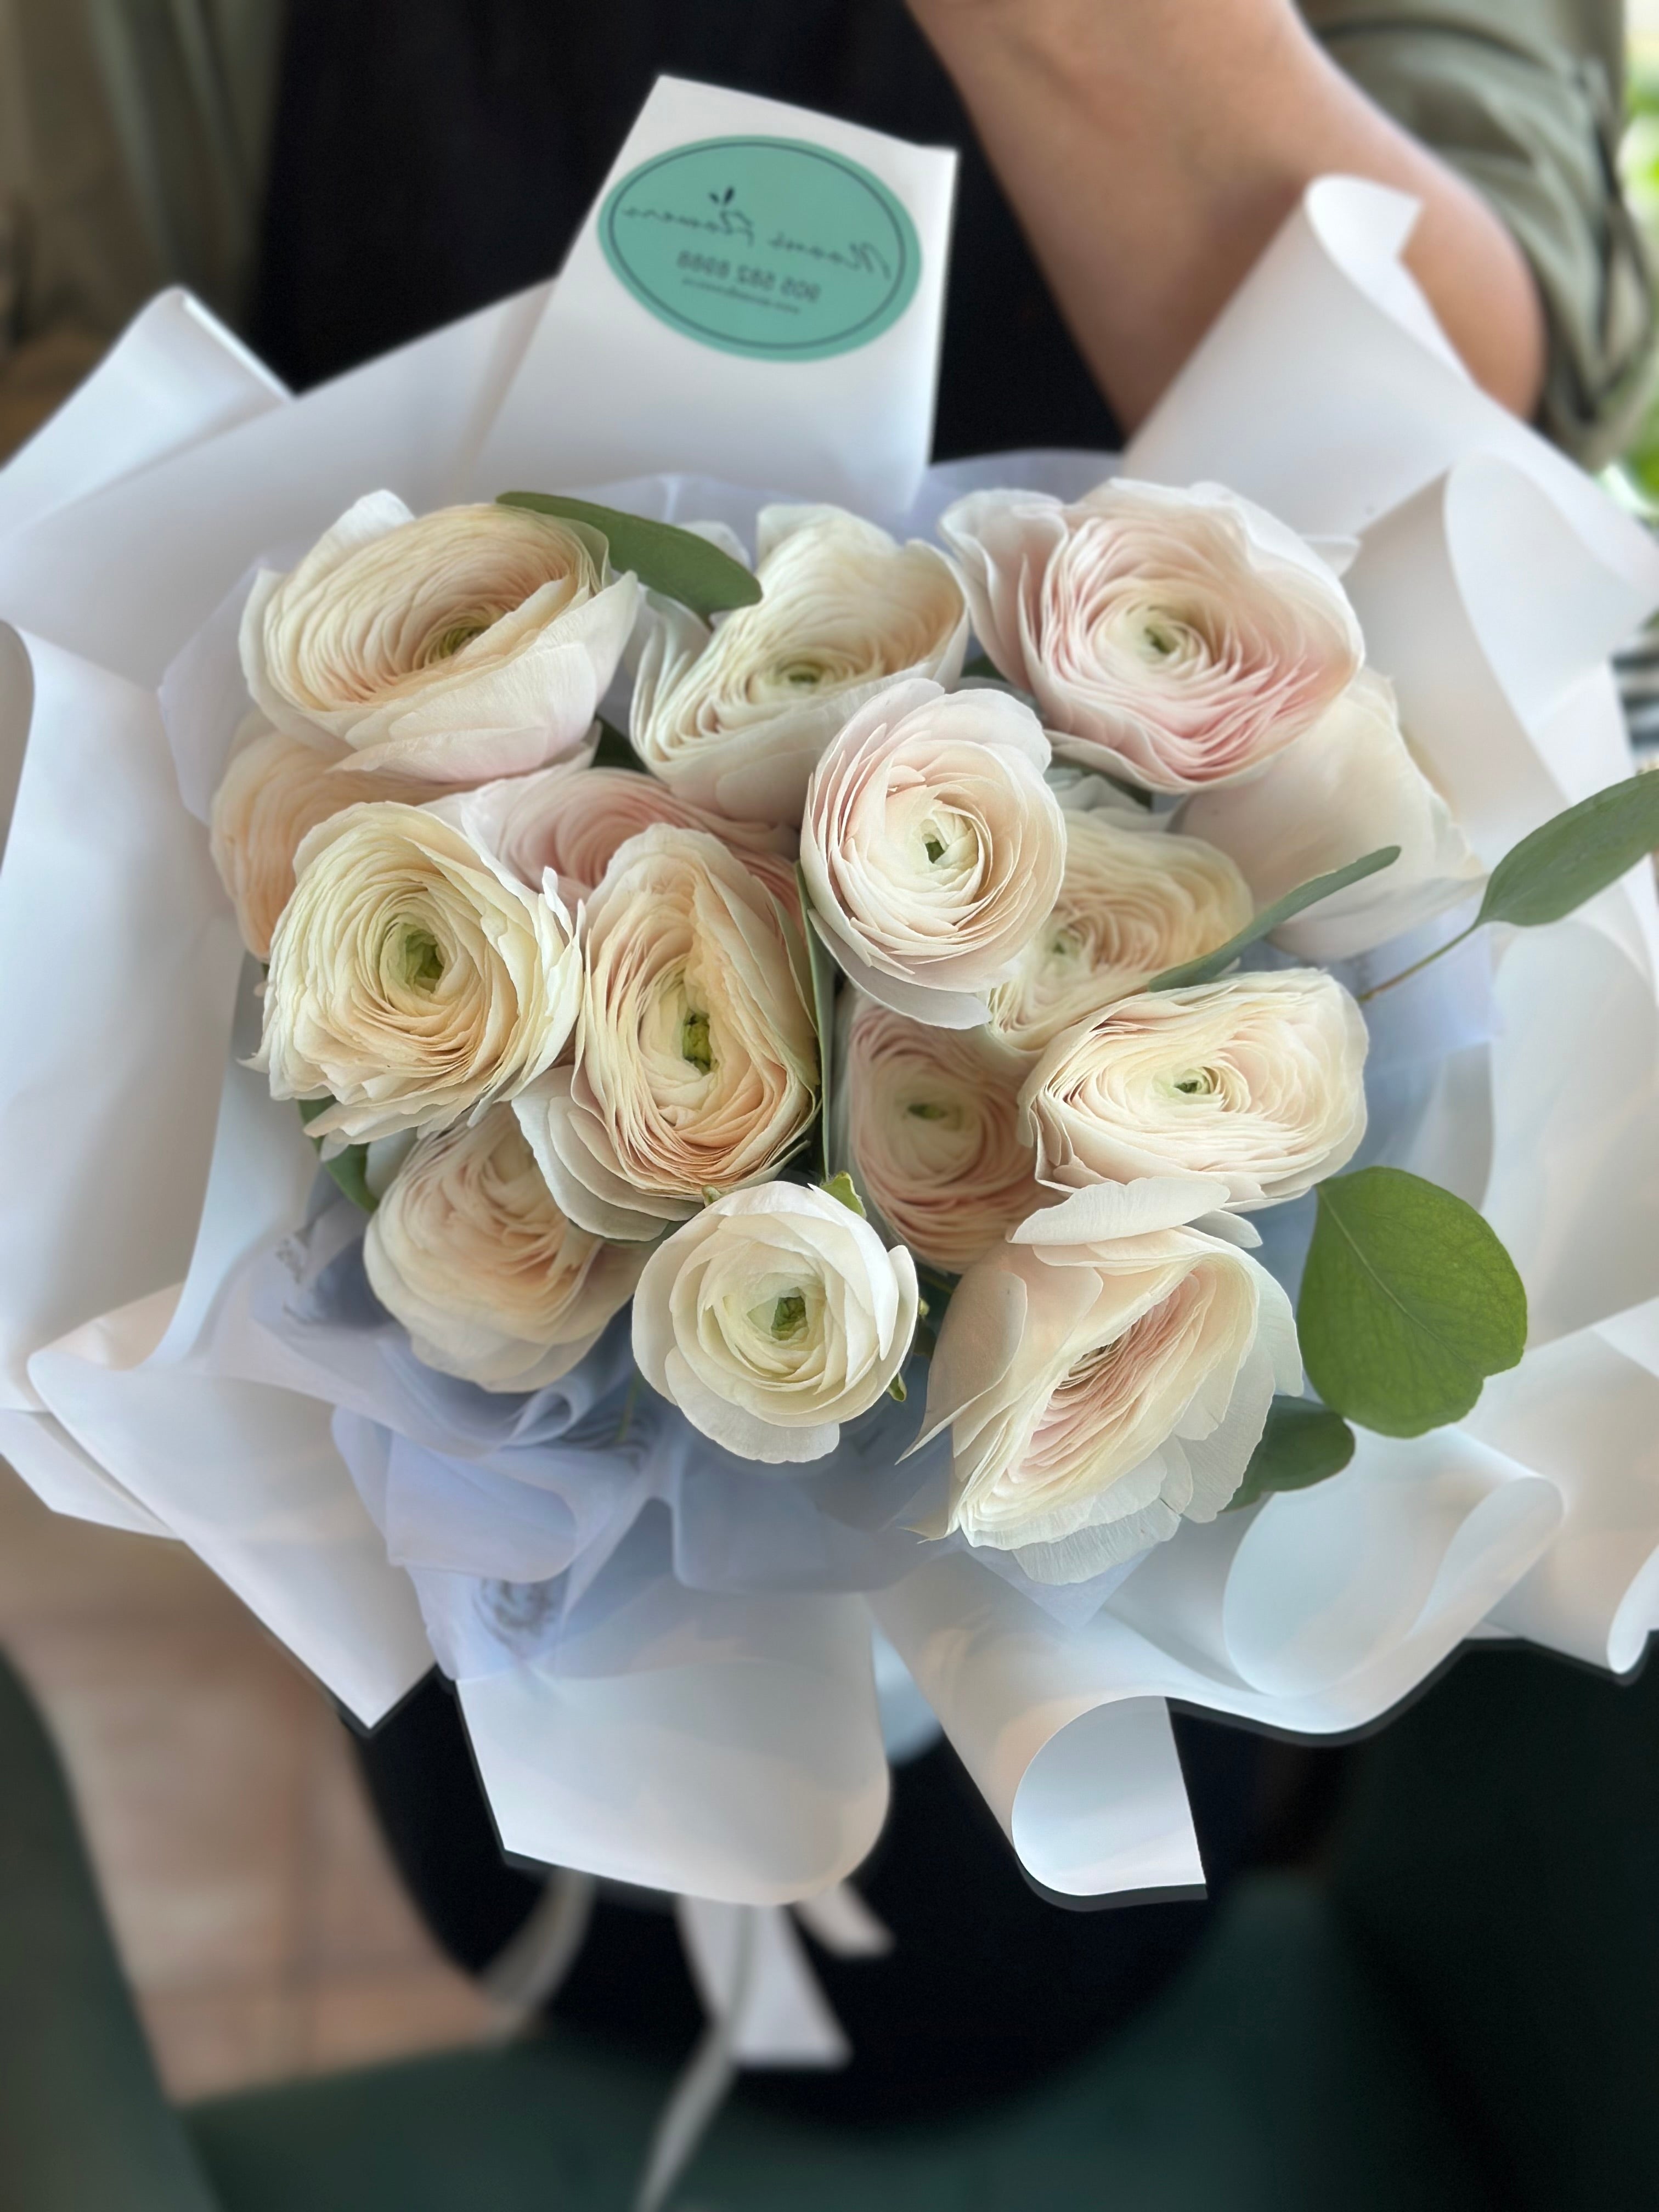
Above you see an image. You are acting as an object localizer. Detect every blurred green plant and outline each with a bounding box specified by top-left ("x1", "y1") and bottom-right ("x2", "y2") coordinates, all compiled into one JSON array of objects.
[{"x1": 1616, "y1": 46, "x2": 1659, "y2": 504}]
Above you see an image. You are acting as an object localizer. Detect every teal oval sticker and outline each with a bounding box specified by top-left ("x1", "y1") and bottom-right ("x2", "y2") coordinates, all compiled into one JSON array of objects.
[{"x1": 600, "y1": 136, "x2": 922, "y2": 363}]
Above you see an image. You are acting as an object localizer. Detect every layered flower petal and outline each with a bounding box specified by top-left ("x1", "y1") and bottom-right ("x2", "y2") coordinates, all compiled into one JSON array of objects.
[
  {"x1": 633, "y1": 1183, "x2": 919, "y2": 1463},
  {"x1": 1020, "y1": 971, "x2": 1368, "y2": 1210},
  {"x1": 800, "y1": 678, "x2": 1066, "y2": 1028},
  {"x1": 209, "y1": 716, "x2": 436, "y2": 959},
  {"x1": 939, "y1": 478, "x2": 1362, "y2": 794},
  {"x1": 916, "y1": 1177, "x2": 1301, "y2": 1580},
  {"x1": 630, "y1": 504, "x2": 968, "y2": 824},
  {"x1": 515, "y1": 825, "x2": 819, "y2": 1240},
  {"x1": 473, "y1": 757, "x2": 799, "y2": 915},
  {"x1": 838, "y1": 995, "x2": 1042, "y2": 1273},
  {"x1": 241, "y1": 493, "x2": 639, "y2": 783},
  {"x1": 988, "y1": 782, "x2": 1253, "y2": 1057},
  {"x1": 257, "y1": 797, "x2": 582, "y2": 1143},
  {"x1": 364, "y1": 1105, "x2": 648, "y2": 1391},
  {"x1": 1179, "y1": 669, "x2": 1485, "y2": 959}
]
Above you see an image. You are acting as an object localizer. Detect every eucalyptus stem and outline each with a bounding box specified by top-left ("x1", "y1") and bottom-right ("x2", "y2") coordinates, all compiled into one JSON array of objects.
[{"x1": 1355, "y1": 922, "x2": 1479, "y2": 1004}]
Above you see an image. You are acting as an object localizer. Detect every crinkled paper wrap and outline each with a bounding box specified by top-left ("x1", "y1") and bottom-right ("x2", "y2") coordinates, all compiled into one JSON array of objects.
[{"x1": 4, "y1": 125, "x2": 1659, "y2": 1903}]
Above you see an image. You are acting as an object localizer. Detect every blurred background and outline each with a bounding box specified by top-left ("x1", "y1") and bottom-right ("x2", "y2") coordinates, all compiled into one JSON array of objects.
[{"x1": 2, "y1": 0, "x2": 1659, "y2": 2112}]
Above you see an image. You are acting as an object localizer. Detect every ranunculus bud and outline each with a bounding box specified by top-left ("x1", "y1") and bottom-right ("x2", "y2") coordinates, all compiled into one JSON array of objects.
[
  {"x1": 515, "y1": 826, "x2": 819, "y2": 1240},
  {"x1": 939, "y1": 478, "x2": 1362, "y2": 794},
  {"x1": 257, "y1": 796, "x2": 582, "y2": 1143},
  {"x1": 1020, "y1": 970, "x2": 1368, "y2": 1210},
  {"x1": 987, "y1": 782, "x2": 1253, "y2": 1058},
  {"x1": 630, "y1": 504, "x2": 968, "y2": 825},
  {"x1": 364, "y1": 1105, "x2": 647, "y2": 1391},
  {"x1": 241, "y1": 493, "x2": 639, "y2": 783},
  {"x1": 914, "y1": 1177, "x2": 1300, "y2": 1581},
  {"x1": 838, "y1": 995, "x2": 1041, "y2": 1273},
  {"x1": 633, "y1": 1183, "x2": 918, "y2": 1463},
  {"x1": 1178, "y1": 669, "x2": 1484, "y2": 959},
  {"x1": 800, "y1": 678, "x2": 1066, "y2": 1028},
  {"x1": 209, "y1": 717, "x2": 435, "y2": 959}
]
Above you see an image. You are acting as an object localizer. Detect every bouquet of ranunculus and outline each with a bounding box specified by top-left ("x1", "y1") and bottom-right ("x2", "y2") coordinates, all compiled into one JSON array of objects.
[{"x1": 8, "y1": 90, "x2": 1659, "y2": 2122}]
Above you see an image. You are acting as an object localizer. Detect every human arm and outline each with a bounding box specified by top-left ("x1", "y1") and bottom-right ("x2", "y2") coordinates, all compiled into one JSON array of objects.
[{"x1": 907, "y1": 0, "x2": 1550, "y2": 432}]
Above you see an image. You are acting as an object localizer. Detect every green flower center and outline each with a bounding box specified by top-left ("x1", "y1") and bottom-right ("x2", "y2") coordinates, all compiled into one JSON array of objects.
[
  {"x1": 771, "y1": 1293, "x2": 808, "y2": 1339},
  {"x1": 681, "y1": 1009, "x2": 713, "y2": 1074},
  {"x1": 396, "y1": 928, "x2": 445, "y2": 991}
]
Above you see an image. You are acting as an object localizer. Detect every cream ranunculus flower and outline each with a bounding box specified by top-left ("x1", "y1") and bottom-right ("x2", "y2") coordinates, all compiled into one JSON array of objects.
[
  {"x1": 240, "y1": 493, "x2": 640, "y2": 783},
  {"x1": 630, "y1": 504, "x2": 968, "y2": 825},
  {"x1": 837, "y1": 994, "x2": 1042, "y2": 1273},
  {"x1": 470, "y1": 758, "x2": 799, "y2": 915},
  {"x1": 632, "y1": 1183, "x2": 919, "y2": 1463},
  {"x1": 913, "y1": 1177, "x2": 1301, "y2": 1581},
  {"x1": 986, "y1": 777, "x2": 1254, "y2": 1058},
  {"x1": 209, "y1": 716, "x2": 437, "y2": 959},
  {"x1": 800, "y1": 678, "x2": 1066, "y2": 1028},
  {"x1": 364, "y1": 1105, "x2": 648, "y2": 1391},
  {"x1": 939, "y1": 478, "x2": 1362, "y2": 794},
  {"x1": 514, "y1": 825, "x2": 819, "y2": 1241},
  {"x1": 1179, "y1": 669, "x2": 1485, "y2": 960},
  {"x1": 257, "y1": 793, "x2": 582, "y2": 1144},
  {"x1": 1021, "y1": 970, "x2": 1368, "y2": 1210}
]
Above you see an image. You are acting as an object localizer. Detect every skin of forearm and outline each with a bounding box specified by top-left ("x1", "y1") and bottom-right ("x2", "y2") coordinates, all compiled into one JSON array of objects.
[{"x1": 909, "y1": 0, "x2": 1548, "y2": 430}]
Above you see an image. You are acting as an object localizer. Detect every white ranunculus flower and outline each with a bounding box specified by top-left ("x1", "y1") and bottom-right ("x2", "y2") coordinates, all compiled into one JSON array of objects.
[
  {"x1": 939, "y1": 478, "x2": 1362, "y2": 794},
  {"x1": 630, "y1": 504, "x2": 968, "y2": 825},
  {"x1": 241, "y1": 493, "x2": 640, "y2": 783},
  {"x1": 1179, "y1": 669, "x2": 1485, "y2": 960},
  {"x1": 914, "y1": 1177, "x2": 1301, "y2": 1581},
  {"x1": 364, "y1": 1105, "x2": 648, "y2": 1391},
  {"x1": 1021, "y1": 970, "x2": 1368, "y2": 1210},
  {"x1": 515, "y1": 826, "x2": 819, "y2": 1241},
  {"x1": 258, "y1": 795, "x2": 582, "y2": 1144},
  {"x1": 633, "y1": 1183, "x2": 919, "y2": 1463},
  {"x1": 208, "y1": 716, "x2": 436, "y2": 959},
  {"x1": 986, "y1": 785, "x2": 1254, "y2": 1058},
  {"x1": 837, "y1": 994, "x2": 1042, "y2": 1273},
  {"x1": 800, "y1": 678, "x2": 1066, "y2": 1028},
  {"x1": 472, "y1": 758, "x2": 799, "y2": 915}
]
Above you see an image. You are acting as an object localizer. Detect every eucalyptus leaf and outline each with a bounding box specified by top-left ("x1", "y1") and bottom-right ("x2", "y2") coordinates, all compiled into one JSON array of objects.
[
  {"x1": 297, "y1": 1098, "x2": 377, "y2": 1215},
  {"x1": 1226, "y1": 1397, "x2": 1355, "y2": 1511},
  {"x1": 1476, "y1": 770, "x2": 1659, "y2": 930},
  {"x1": 1149, "y1": 846, "x2": 1400, "y2": 991},
  {"x1": 1298, "y1": 1166, "x2": 1526, "y2": 1437},
  {"x1": 497, "y1": 492, "x2": 760, "y2": 620},
  {"x1": 797, "y1": 864, "x2": 841, "y2": 1178}
]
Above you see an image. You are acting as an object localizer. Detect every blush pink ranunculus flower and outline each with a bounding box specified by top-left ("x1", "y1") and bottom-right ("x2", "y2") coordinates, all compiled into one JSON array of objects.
[
  {"x1": 939, "y1": 478, "x2": 1363, "y2": 795},
  {"x1": 837, "y1": 994, "x2": 1043, "y2": 1273},
  {"x1": 800, "y1": 678, "x2": 1065, "y2": 1029},
  {"x1": 912, "y1": 1177, "x2": 1301, "y2": 1582},
  {"x1": 514, "y1": 826, "x2": 819, "y2": 1242},
  {"x1": 464, "y1": 758, "x2": 800, "y2": 917},
  {"x1": 241, "y1": 493, "x2": 639, "y2": 784},
  {"x1": 365, "y1": 1105, "x2": 648, "y2": 1392},
  {"x1": 1020, "y1": 969, "x2": 1368, "y2": 1211}
]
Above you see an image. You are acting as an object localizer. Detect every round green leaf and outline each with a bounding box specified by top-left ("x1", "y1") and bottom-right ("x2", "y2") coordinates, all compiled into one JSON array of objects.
[
  {"x1": 1299, "y1": 1167, "x2": 1526, "y2": 1437},
  {"x1": 1476, "y1": 771, "x2": 1659, "y2": 931},
  {"x1": 1226, "y1": 1397, "x2": 1356, "y2": 1511},
  {"x1": 496, "y1": 492, "x2": 760, "y2": 620}
]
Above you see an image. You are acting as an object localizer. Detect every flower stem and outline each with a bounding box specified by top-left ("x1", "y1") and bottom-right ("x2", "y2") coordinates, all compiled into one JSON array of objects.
[{"x1": 1355, "y1": 922, "x2": 1480, "y2": 1004}]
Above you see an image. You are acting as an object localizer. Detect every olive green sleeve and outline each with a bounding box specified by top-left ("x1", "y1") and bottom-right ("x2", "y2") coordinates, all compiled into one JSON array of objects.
[{"x1": 1305, "y1": 0, "x2": 1656, "y2": 467}]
